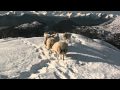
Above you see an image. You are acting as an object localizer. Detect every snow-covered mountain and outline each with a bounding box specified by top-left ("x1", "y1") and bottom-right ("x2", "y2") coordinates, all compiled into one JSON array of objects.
[
  {"x1": 0, "y1": 11, "x2": 117, "y2": 19},
  {"x1": 0, "y1": 11, "x2": 117, "y2": 28},
  {"x1": 0, "y1": 33, "x2": 120, "y2": 79}
]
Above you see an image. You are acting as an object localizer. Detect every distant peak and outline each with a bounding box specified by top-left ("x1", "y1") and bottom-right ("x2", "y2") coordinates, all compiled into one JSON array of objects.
[{"x1": 0, "y1": 11, "x2": 117, "y2": 18}]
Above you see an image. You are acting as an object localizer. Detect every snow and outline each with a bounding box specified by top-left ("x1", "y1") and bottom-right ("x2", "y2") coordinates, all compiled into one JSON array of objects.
[
  {"x1": 0, "y1": 11, "x2": 117, "y2": 19},
  {"x1": 103, "y1": 16, "x2": 120, "y2": 34},
  {"x1": 0, "y1": 33, "x2": 120, "y2": 79},
  {"x1": 93, "y1": 39, "x2": 119, "y2": 51}
]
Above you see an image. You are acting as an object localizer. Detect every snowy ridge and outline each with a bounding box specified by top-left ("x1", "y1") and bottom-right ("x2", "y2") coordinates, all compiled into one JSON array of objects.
[
  {"x1": 0, "y1": 33, "x2": 120, "y2": 79},
  {"x1": 0, "y1": 11, "x2": 25, "y2": 16},
  {"x1": 0, "y1": 11, "x2": 117, "y2": 19}
]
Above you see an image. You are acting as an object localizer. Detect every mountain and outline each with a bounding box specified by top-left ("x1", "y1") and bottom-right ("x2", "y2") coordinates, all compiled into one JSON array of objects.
[
  {"x1": 51, "y1": 19, "x2": 78, "y2": 32},
  {"x1": 0, "y1": 11, "x2": 115, "y2": 27},
  {"x1": 0, "y1": 33, "x2": 120, "y2": 79},
  {"x1": 87, "y1": 16, "x2": 120, "y2": 49},
  {"x1": 0, "y1": 11, "x2": 114, "y2": 39},
  {"x1": 0, "y1": 11, "x2": 120, "y2": 50},
  {"x1": 0, "y1": 11, "x2": 118, "y2": 17},
  {"x1": 0, "y1": 21, "x2": 47, "y2": 38}
]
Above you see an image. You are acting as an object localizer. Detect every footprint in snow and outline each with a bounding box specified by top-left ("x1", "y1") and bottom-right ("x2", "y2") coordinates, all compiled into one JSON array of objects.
[
  {"x1": 39, "y1": 47, "x2": 43, "y2": 50},
  {"x1": 54, "y1": 69, "x2": 67, "y2": 79},
  {"x1": 38, "y1": 55, "x2": 42, "y2": 59},
  {"x1": 41, "y1": 52, "x2": 45, "y2": 56},
  {"x1": 36, "y1": 49, "x2": 39, "y2": 52}
]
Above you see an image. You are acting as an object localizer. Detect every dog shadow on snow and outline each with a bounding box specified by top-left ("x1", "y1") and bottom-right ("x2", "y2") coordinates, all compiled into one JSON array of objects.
[{"x1": 13, "y1": 59, "x2": 50, "y2": 79}]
